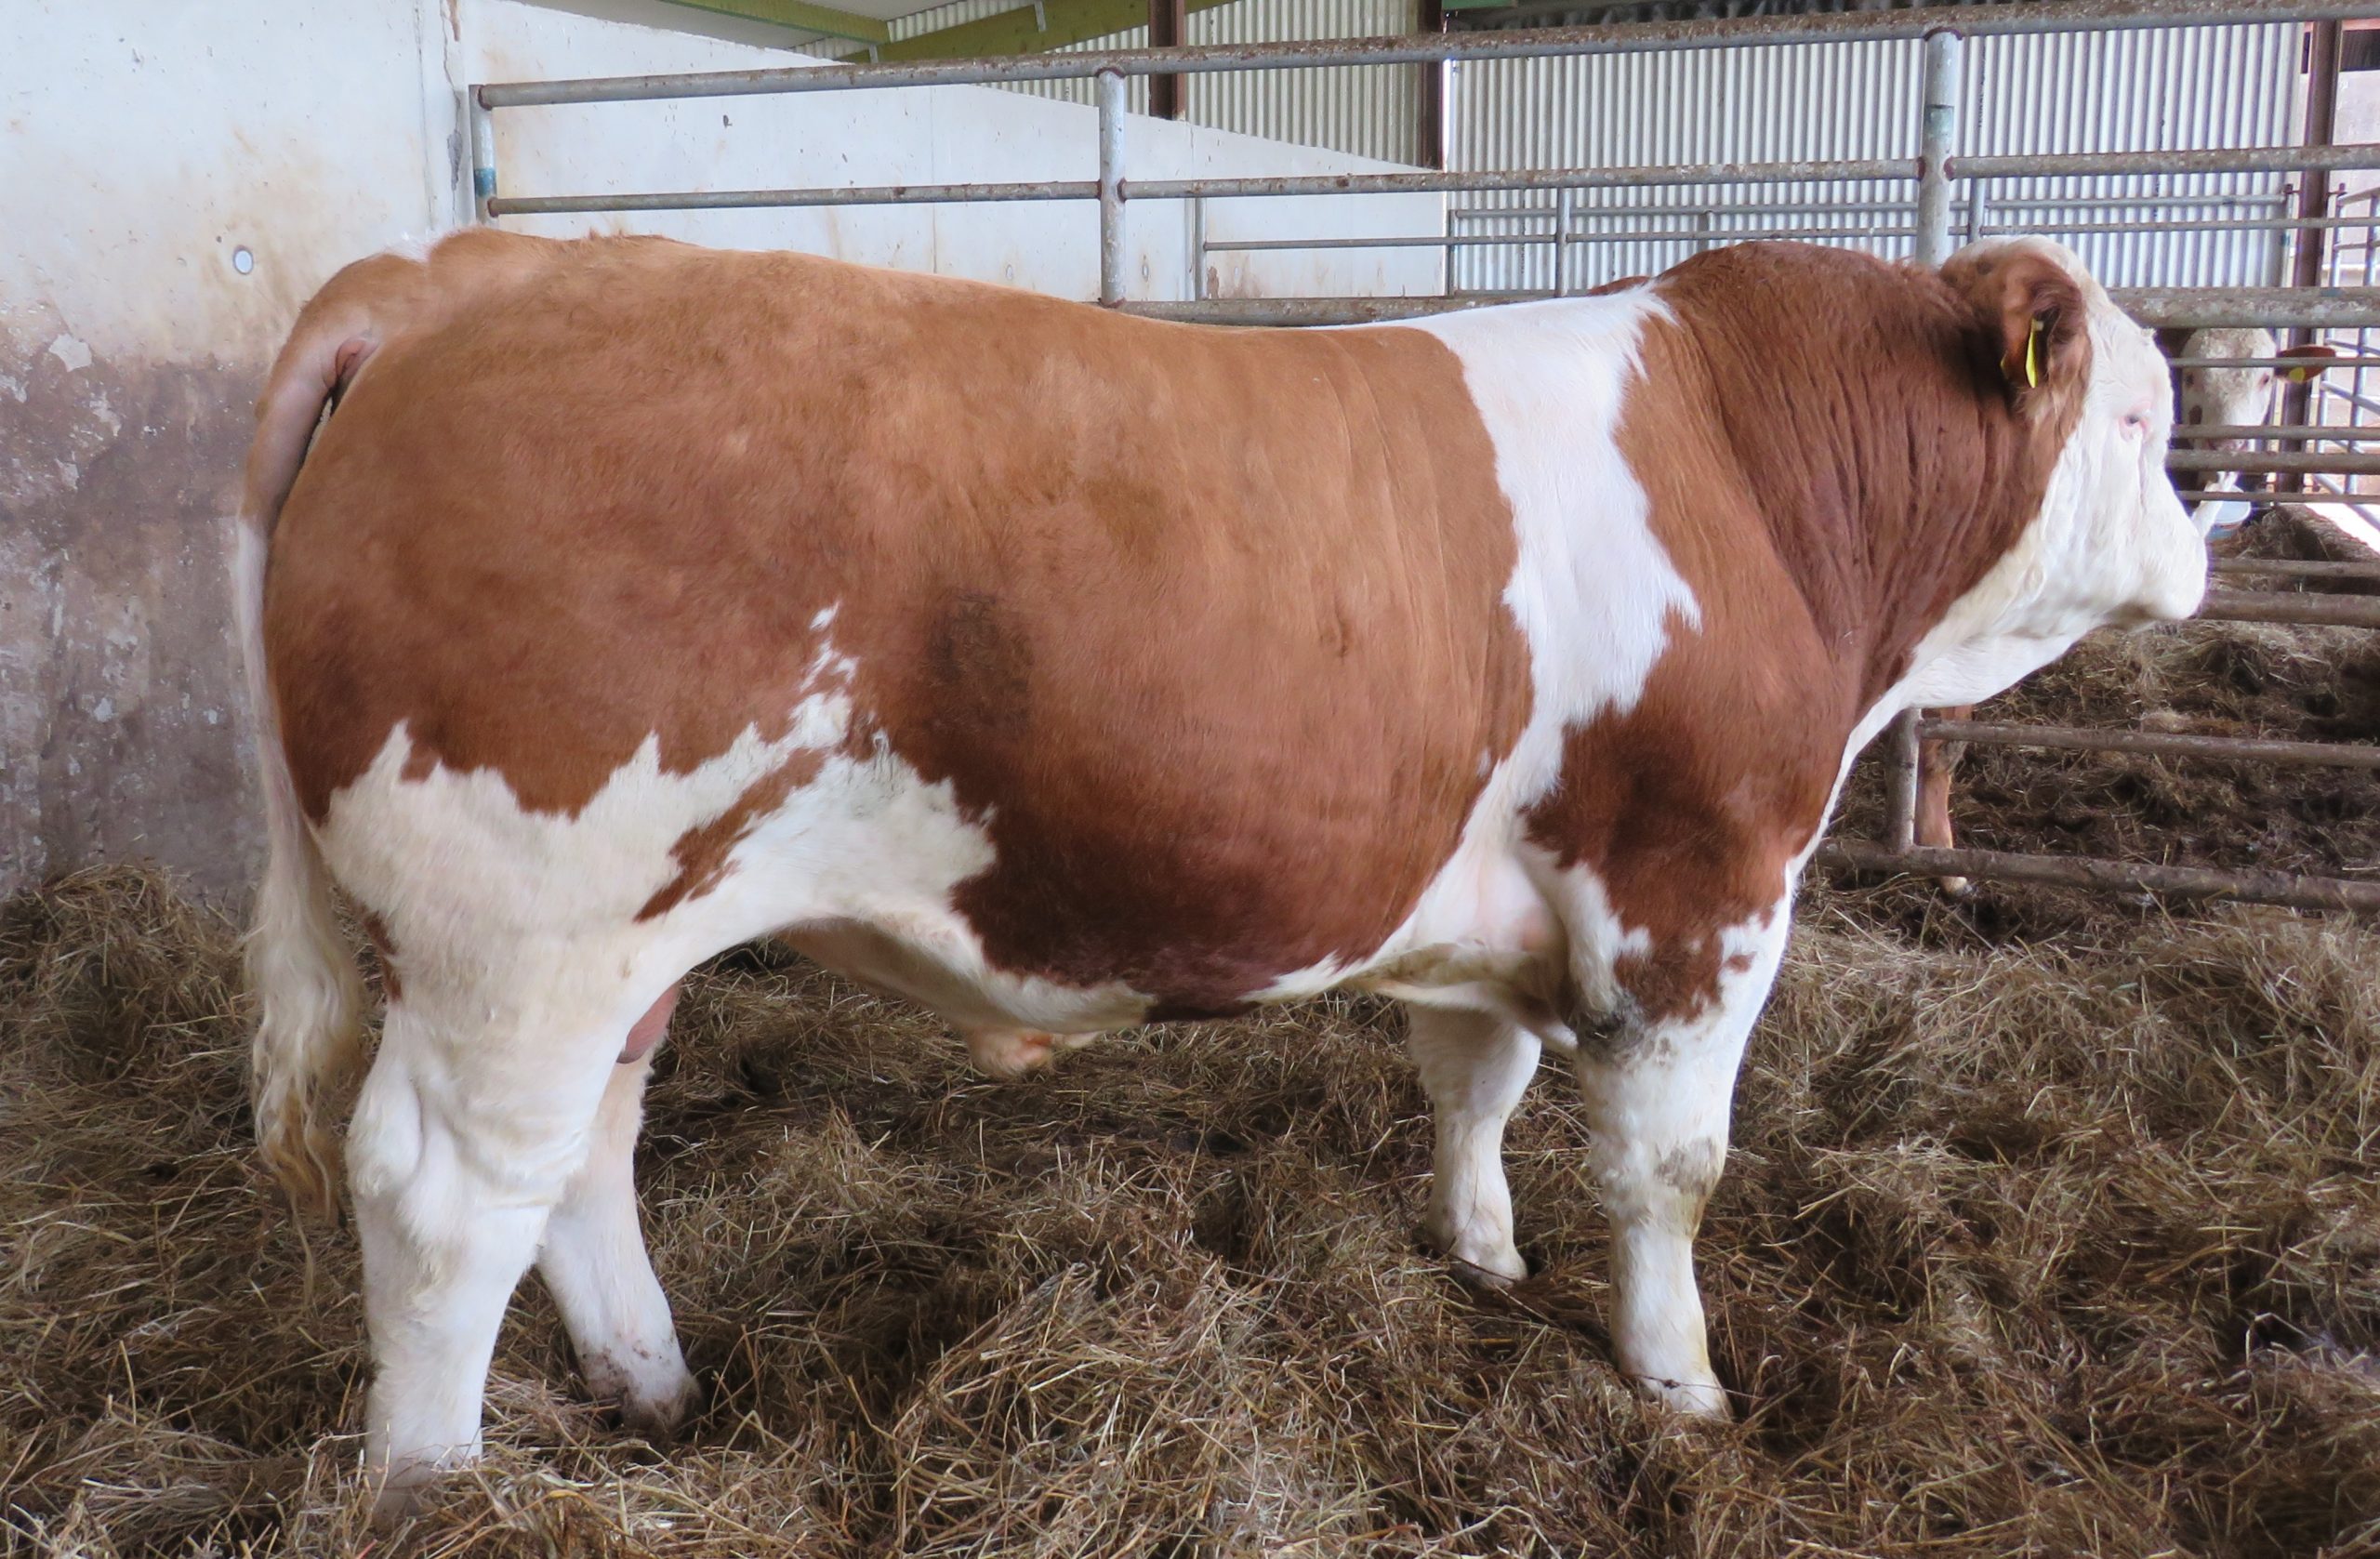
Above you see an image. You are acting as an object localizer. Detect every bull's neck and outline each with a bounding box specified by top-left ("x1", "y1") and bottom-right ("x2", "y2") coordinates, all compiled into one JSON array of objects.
[{"x1": 1629, "y1": 313, "x2": 2047, "y2": 727}]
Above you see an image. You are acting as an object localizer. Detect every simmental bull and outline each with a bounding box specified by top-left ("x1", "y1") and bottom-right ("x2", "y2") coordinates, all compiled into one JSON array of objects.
[
  {"x1": 1911, "y1": 328, "x2": 2336, "y2": 880},
  {"x1": 236, "y1": 230, "x2": 2205, "y2": 1514}
]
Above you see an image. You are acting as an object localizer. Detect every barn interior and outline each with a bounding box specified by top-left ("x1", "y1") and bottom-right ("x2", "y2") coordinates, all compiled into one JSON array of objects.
[{"x1": 6, "y1": 1, "x2": 2380, "y2": 1554}]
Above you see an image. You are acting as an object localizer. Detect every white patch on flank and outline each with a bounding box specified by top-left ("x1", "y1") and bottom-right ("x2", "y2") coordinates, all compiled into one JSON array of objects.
[
  {"x1": 46, "y1": 333, "x2": 92, "y2": 372},
  {"x1": 1315, "y1": 291, "x2": 1696, "y2": 1025}
]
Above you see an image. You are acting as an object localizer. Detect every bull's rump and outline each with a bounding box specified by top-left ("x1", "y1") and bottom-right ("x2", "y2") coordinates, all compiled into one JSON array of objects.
[{"x1": 264, "y1": 238, "x2": 1532, "y2": 1011}]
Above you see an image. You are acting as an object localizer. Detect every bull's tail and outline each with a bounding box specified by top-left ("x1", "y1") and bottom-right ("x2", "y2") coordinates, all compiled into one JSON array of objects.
[{"x1": 238, "y1": 260, "x2": 413, "y2": 1219}]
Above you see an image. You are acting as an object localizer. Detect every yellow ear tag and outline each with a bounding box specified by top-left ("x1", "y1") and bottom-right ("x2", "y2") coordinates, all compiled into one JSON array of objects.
[
  {"x1": 2288, "y1": 366, "x2": 2311, "y2": 384},
  {"x1": 2023, "y1": 319, "x2": 2042, "y2": 389}
]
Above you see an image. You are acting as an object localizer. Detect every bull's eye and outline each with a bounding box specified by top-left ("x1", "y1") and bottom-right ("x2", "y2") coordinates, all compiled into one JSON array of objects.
[{"x1": 2121, "y1": 411, "x2": 2151, "y2": 439}]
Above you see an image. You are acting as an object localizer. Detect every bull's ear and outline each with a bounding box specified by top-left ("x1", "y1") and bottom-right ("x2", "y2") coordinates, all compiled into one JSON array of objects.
[
  {"x1": 2278, "y1": 342, "x2": 2342, "y2": 383},
  {"x1": 1941, "y1": 246, "x2": 2089, "y2": 410}
]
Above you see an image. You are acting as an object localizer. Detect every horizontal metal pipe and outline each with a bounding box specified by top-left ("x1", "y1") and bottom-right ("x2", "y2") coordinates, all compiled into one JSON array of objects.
[
  {"x1": 2171, "y1": 357, "x2": 2380, "y2": 369},
  {"x1": 1458, "y1": 192, "x2": 2289, "y2": 222},
  {"x1": 1127, "y1": 288, "x2": 2380, "y2": 329},
  {"x1": 2208, "y1": 557, "x2": 2380, "y2": 578},
  {"x1": 1206, "y1": 232, "x2": 1594, "y2": 252},
  {"x1": 1214, "y1": 237, "x2": 2370, "y2": 265},
  {"x1": 1121, "y1": 296, "x2": 1514, "y2": 323},
  {"x1": 475, "y1": 0, "x2": 2380, "y2": 106},
  {"x1": 1814, "y1": 838, "x2": 2380, "y2": 913},
  {"x1": 487, "y1": 178, "x2": 1098, "y2": 216},
  {"x1": 2169, "y1": 449, "x2": 2380, "y2": 473},
  {"x1": 1203, "y1": 225, "x2": 1919, "y2": 251},
  {"x1": 2076, "y1": 288, "x2": 2380, "y2": 328},
  {"x1": 2175, "y1": 426, "x2": 2379, "y2": 441},
  {"x1": 1956, "y1": 144, "x2": 2380, "y2": 180},
  {"x1": 490, "y1": 161, "x2": 1922, "y2": 219},
  {"x1": 1982, "y1": 213, "x2": 2380, "y2": 238},
  {"x1": 1917, "y1": 717, "x2": 2380, "y2": 770},
  {"x1": 2199, "y1": 587, "x2": 2380, "y2": 628},
  {"x1": 1126, "y1": 160, "x2": 1916, "y2": 201}
]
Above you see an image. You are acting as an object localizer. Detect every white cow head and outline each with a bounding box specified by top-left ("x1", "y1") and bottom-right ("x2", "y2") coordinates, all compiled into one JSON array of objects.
[
  {"x1": 1909, "y1": 240, "x2": 2208, "y2": 713},
  {"x1": 2175, "y1": 328, "x2": 2339, "y2": 524}
]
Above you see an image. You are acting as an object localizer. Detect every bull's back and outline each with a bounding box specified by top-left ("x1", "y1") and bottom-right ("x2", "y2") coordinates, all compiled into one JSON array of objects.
[{"x1": 264, "y1": 236, "x2": 1532, "y2": 1010}]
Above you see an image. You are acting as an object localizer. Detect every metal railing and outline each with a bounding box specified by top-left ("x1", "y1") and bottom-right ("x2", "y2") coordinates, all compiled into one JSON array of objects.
[{"x1": 467, "y1": 0, "x2": 2380, "y2": 912}]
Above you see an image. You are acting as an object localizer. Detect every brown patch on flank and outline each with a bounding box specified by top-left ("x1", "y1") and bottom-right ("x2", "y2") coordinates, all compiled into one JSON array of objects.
[
  {"x1": 1527, "y1": 244, "x2": 2093, "y2": 1025},
  {"x1": 636, "y1": 753, "x2": 825, "y2": 923},
  {"x1": 264, "y1": 232, "x2": 1530, "y2": 1011}
]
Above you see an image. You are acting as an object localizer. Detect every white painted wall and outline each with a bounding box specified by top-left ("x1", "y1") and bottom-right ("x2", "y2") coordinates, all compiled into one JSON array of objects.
[
  {"x1": 1, "y1": 0, "x2": 1438, "y2": 901},
  {"x1": 468, "y1": 0, "x2": 1442, "y2": 300}
]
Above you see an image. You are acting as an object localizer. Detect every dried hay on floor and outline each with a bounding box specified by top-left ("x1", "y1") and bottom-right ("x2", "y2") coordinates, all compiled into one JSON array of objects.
[
  {"x1": 6, "y1": 613, "x2": 2380, "y2": 1557},
  {"x1": 7, "y1": 866, "x2": 2376, "y2": 1558}
]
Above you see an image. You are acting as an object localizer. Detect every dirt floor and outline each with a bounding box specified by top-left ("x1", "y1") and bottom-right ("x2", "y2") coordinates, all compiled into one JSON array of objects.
[{"x1": 7, "y1": 530, "x2": 2380, "y2": 1556}]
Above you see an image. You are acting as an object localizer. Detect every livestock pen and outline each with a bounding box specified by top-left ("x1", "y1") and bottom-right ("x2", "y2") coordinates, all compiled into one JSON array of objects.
[{"x1": 7, "y1": 2, "x2": 2380, "y2": 1555}]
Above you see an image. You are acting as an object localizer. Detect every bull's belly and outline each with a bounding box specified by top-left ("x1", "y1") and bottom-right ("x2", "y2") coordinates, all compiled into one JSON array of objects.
[{"x1": 316, "y1": 720, "x2": 1569, "y2": 1048}]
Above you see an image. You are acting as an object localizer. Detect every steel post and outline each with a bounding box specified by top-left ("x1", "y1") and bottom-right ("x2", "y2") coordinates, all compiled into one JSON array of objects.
[
  {"x1": 1098, "y1": 69, "x2": 1128, "y2": 308},
  {"x1": 1913, "y1": 29, "x2": 1964, "y2": 268},
  {"x1": 468, "y1": 88, "x2": 497, "y2": 224},
  {"x1": 1189, "y1": 196, "x2": 1206, "y2": 300}
]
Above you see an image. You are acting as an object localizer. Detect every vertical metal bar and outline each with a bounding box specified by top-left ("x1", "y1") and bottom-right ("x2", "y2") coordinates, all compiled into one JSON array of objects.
[
  {"x1": 1884, "y1": 701, "x2": 1924, "y2": 852},
  {"x1": 1554, "y1": 186, "x2": 1572, "y2": 294},
  {"x1": 1148, "y1": 0, "x2": 1186, "y2": 120},
  {"x1": 1189, "y1": 195, "x2": 1206, "y2": 301},
  {"x1": 1097, "y1": 69, "x2": 1127, "y2": 308},
  {"x1": 2282, "y1": 20, "x2": 2344, "y2": 494},
  {"x1": 1892, "y1": 26, "x2": 1964, "y2": 852},
  {"x1": 468, "y1": 87, "x2": 497, "y2": 224},
  {"x1": 1418, "y1": 0, "x2": 1446, "y2": 171},
  {"x1": 1913, "y1": 28, "x2": 1964, "y2": 267}
]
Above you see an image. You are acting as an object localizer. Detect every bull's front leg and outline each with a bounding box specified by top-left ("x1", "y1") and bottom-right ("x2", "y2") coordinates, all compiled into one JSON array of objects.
[
  {"x1": 1568, "y1": 892, "x2": 1794, "y2": 1419},
  {"x1": 1914, "y1": 704, "x2": 1975, "y2": 895}
]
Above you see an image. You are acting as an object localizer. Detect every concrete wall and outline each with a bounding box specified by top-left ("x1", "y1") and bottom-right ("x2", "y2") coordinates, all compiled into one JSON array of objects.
[
  {"x1": 1, "y1": 0, "x2": 1438, "y2": 903},
  {"x1": 2, "y1": 2, "x2": 452, "y2": 905}
]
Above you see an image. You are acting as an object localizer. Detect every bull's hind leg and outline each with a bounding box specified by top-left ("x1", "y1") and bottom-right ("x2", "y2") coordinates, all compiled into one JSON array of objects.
[
  {"x1": 1575, "y1": 902, "x2": 1792, "y2": 1419},
  {"x1": 535, "y1": 1025, "x2": 698, "y2": 1438},
  {"x1": 1407, "y1": 1006, "x2": 1540, "y2": 1285},
  {"x1": 349, "y1": 955, "x2": 680, "y2": 1518}
]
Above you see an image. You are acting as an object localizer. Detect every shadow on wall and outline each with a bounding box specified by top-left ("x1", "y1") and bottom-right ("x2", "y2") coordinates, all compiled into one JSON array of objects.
[{"x1": 1, "y1": 330, "x2": 262, "y2": 905}]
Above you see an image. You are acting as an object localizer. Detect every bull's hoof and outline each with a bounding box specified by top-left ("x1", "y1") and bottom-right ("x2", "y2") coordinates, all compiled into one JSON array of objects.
[
  {"x1": 584, "y1": 1348, "x2": 702, "y2": 1441},
  {"x1": 369, "y1": 1460, "x2": 456, "y2": 1528},
  {"x1": 964, "y1": 1027, "x2": 1056, "y2": 1078},
  {"x1": 1421, "y1": 1216, "x2": 1528, "y2": 1288},
  {"x1": 1936, "y1": 874, "x2": 1974, "y2": 898},
  {"x1": 617, "y1": 1369, "x2": 703, "y2": 1444},
  {"x1": 1633, "y1": 1372, "x2": 1733, "y2": 1420}
]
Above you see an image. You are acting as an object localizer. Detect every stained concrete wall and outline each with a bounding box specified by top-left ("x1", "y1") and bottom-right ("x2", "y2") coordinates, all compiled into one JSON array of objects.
[{"x1": 1, "y1": 0, "x2": 1439, "y2": 904}]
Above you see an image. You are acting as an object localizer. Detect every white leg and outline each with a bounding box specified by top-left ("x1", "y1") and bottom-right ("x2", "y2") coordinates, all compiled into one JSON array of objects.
[
  {"x1": 349, "y1": 982, "x2": 643, "y2": 1520},
  {"x1": 536, "y1": 1051, "x2": 698, "y2": 1437},
  {"x1": 1574, "y1": 907, "x2": 1792, "y2": 1419},
  {"x1": 1406, "y1": 1005, "x2": 1540, "y2": 1285}
]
